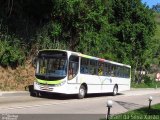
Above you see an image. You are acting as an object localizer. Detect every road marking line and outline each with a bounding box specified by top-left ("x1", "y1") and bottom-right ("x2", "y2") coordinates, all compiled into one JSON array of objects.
[
  {"x1": 2, "y1": 101, "x2": 70, "y2": 110},
  {"x1": 0, "y1": 96, "x2": 112, "y2": 110}
]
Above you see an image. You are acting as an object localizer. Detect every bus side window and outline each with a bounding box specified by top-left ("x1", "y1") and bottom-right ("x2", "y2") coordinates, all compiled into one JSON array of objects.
[
  {"x1": 122, "y1": 67, "x2": 130, "y2": 78},
  {"x1": 105, "y1": 63, "x2": 110, "y2": 76},
  {"x1": 80, "y1": 66, "x2": 88, "y2": 74},
  {"x1": 68, "y1": 55, "x2": 79, "y2": 80},
  {"x1": 119, "y1": 66, "x2": 123, "y2": 77},
  {"x1": 90, "y1": 60, "x2": 97, "y2": 75},
  {"x1": 98, "y1": 62, "x2": 104, "y2": 76},
  {"x1": 115, "y1": 66, "x2": 119, "y2": 77},
  {"x1": 80, "y1": 58, "x2": 89, "y2": 74},
  {"x1": 124, "y1": 67, "x2": 130, "y2": 78},
  {"x1": 110, "y1": 64, "x2": 115, "y2": 77}
]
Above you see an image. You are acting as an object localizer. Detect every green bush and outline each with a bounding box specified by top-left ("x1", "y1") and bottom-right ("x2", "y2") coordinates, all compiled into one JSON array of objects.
[
  {"x1": 0, "y1": 37, "x2": 25, "y2": 67},
  {"x1": 143, "y1": 76, "x2": 153, "y2": 86},
  {"x1": 35, "y1": 22, "x2": 67, "y2": 50},
  {"x1": 131, "y1": 75, "x2": 160, "y2": 88}
]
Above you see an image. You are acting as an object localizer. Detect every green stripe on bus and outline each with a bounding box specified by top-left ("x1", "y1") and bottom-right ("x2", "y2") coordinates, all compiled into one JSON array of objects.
[
  {"x1": 36, "y1": 79, "x2": 63, "y2": 84},
  {"x1": 80, "y1": 54, "x2": 92, "y2": 59}
]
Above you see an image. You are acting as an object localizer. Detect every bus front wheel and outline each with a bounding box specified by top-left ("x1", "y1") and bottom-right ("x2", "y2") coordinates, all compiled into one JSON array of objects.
[{"x1": 78, "y1": 85, "x2": 86, "y2": 99}]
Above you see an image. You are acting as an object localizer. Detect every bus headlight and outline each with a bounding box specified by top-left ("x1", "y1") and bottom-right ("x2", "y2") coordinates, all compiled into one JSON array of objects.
[{"x1": 54, "y1": 81, "x2": 66, "y2": 87}]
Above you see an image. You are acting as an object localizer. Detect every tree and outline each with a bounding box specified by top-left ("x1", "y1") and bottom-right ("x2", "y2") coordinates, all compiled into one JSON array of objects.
[
  {"x1": 152, "y1": 3, "x2": 160, "y2": 12},
  {"x1": 0, "y1": 0, "x2": 157, "y2": 80},
  {"x1": 107, "y1": 0, "x2": 156, "y2": 83}
]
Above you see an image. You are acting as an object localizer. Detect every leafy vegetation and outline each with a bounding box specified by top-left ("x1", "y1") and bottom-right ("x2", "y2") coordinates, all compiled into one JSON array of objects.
[
  {"x1": 152, "y1": 3, "x2": 160, "y2": 12},
  {"x1": 132, "y1": 81, "x2": 160, "y2": 88},
  {"x1": 0, "y1": 35, "x2": 25, "y2": 67},
  {"x1": 0, "y1": 0, "x2": 160, "y2": 88}
]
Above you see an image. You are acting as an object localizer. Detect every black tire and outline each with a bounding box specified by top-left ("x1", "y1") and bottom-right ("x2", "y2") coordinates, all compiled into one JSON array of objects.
[
  {"x1": 30, "y1": 91, "x2": 36, "y2": 97},
  {"x1": 78, "y1": 85, "x2": 86, "y2": 99},
  {"x1": 30, "y1": 90, "x2": 40, "y2": 97},
  {"x1": 112, "y1": 85, "x2": 118, "y2": 96},
  {"x1": 39, "y1": 92, "x2": 47, "y2": 97}
]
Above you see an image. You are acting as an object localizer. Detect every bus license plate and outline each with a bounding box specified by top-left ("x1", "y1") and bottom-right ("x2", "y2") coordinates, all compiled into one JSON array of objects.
[
  {"x1": 44, "y1": 85, "x2": 48, "y2": 89},
  {"x1": 41, "y1": 85, "x2": 49, "y2": 90}
]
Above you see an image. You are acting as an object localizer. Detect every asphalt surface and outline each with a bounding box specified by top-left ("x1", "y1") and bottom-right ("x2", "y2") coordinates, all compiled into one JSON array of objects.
[{"x1": 0, "y1": 89, "x2": 160, "y2": 120}]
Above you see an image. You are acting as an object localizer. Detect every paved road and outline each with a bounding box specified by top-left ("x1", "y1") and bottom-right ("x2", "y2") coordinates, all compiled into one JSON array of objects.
[{"x1": 0, "y1": 89, "x2": 160, "y2": 120}]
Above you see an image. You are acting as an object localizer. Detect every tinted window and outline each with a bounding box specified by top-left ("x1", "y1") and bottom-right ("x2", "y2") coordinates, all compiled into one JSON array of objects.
[
  {"x1": 80, "y1": 58, "x2": 89, "y2": 74},
  {"x1": 90, "y1": 60, "x2": 97, "y2": 75},
  {"x1": 68, "y1": 55, "x2": 79, "y2": 80},
  {"x1": 98, "y1": 62, "x2": 104, "y2": 76}
]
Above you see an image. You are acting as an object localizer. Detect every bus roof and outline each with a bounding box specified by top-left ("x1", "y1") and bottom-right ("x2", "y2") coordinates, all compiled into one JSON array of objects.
[{"x1": 39, "y1": 49, "x2": 131, "y2": 68}]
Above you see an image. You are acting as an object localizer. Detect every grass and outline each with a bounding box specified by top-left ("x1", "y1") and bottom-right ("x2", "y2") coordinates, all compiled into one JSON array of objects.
[
  {"x1": 131, "y1": 82, "x2": 160, "y2": 88},
  {"x1": 101, "y1": 104, "x2": 160, "y2": 120},
  {"x1": 127, "y1": 104, "x2": 160, "y2": 115}
]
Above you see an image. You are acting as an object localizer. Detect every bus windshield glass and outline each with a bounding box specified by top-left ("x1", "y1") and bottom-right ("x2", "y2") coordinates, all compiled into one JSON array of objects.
[{"x1": 36, "y1": 51, "x2": 67, "y2": 80}]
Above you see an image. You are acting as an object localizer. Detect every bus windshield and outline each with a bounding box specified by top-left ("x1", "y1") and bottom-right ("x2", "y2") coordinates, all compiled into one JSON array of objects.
[{"x1": 35, "y1": 51, "x2": 67, "y2": 80}]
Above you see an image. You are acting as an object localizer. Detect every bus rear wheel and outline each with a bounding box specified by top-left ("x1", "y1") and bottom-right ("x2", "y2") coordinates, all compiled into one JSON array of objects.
[
  {"x1": 112, "y1": 85, "x2": 118, "y2": 96},
  {"x1": 78, "y1": 85, "x2": 86, "y2": 99}
]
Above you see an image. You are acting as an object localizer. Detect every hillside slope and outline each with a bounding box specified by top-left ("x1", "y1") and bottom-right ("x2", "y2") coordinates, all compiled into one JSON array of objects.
[{"x1": 0, "y1": 61, "x2": 35, "y2": 91}]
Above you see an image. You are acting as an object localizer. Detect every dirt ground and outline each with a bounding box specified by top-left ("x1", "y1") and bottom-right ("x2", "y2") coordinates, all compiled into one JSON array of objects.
[{"x1": 0, "y1": 61, "x2": 35, "y2": 91}]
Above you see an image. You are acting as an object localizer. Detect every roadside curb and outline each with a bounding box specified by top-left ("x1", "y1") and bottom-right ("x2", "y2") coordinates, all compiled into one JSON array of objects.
[{"x1": 0, "y1": 91, "x2": 30, "y2": 97}]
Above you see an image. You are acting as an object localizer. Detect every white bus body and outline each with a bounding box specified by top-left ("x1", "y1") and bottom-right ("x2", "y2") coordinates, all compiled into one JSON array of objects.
[{"x1": 34, "y1": 49, "x2": 131, "y2": 98}]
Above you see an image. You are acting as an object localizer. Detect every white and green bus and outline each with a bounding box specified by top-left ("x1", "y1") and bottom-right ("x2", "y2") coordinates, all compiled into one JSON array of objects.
[{"x1": 34, "y1": 49, "x2": 131, "y2": 99}]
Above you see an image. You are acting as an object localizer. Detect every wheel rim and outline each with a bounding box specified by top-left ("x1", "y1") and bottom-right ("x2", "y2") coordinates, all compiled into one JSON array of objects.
[
  {"x1": 80, "y1": 88, "x2": 85, "y2": 97},
  {"x1": 114, "y1": 87, "x2": 118, "y2": 95}
]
